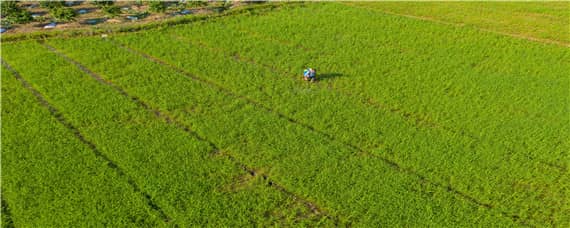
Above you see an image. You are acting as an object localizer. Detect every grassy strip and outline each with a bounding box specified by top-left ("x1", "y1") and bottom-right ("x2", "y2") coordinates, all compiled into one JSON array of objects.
[
  {"x1": 46, "y1": 36, "x2": 516, "y2": 226},
  {"x1": 106, "y1": 27, "x2": 567, "y2": 225},
  {"x1": 1, "y1": 41, "x2": 327, "y2": 227},
  {"x1": 0, "y1": 65, "x2": 165, "y2": 226},
  {"x1": 0, "y1": 2, "x2": 304, "y2": 43}
]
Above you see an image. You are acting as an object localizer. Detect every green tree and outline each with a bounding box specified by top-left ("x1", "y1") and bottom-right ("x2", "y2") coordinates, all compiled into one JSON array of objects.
[
  {"x1": 50, "y1": 6, "x2": 76, "y2": 22},
  {"x1": 1, "y1": 1, "x2": 33, "y2": 24},
  {"x1": 91, "y1": 0, "x2": 114, "y2": 7},
  {"x1": 40, "y1": 0, "x2": 65, "y2": 9},
  {"x1": 101, "y1": 5, "x2": 121, "y2": 17},
  {"x1": 148, "y1": 1, "x2": 166, "y2": 13}
]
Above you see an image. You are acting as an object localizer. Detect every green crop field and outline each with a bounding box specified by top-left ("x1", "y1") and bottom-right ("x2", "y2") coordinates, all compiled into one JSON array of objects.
[{"x1": 1, "y1": 2, "x2": 568, "y2": 227}]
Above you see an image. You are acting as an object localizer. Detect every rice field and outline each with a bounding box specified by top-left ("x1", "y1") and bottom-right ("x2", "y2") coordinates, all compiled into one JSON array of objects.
[{"x1": 1, "y1": 2, "x2": 568, "y2": 227}]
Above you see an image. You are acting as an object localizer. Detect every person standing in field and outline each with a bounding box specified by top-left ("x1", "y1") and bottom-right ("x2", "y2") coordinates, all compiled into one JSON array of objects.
[{"x1": 303, "y1": 67, "x2": 316, "y2": 82}]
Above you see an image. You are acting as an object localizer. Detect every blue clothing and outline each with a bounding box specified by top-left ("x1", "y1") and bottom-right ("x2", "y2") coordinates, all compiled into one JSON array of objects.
[{"x1": 304, "y1": 68, "x2": 315, "y2": 78}]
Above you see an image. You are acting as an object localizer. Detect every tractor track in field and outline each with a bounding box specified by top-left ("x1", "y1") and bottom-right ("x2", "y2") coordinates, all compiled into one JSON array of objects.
[
  {"x1": 104, "y1": 38, "x2": 535, "y2": 226},
  {"x1": 171, "y1": 33, "x2": 568, "y2": 176},
  {"x1": 1, "y1": 59, "x2": 172, "y2": 224},
  {"x1": 39, "y1": 42, "x2": 340, "y2": 225},
  {"x1": 1, "y1": 194, "x2": 15, "y2": 228}
]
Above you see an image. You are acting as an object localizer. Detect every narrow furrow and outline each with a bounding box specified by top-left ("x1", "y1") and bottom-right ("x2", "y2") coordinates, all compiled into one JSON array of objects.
[
  {"x1": 0, "y1": 59, "x2": 172, "y2": 223},
  {"x1": 104, "y1": 38, "x2": 530, "y2": 226},
  {"x1": 39, "y1": 42, "x2": 339, "y2": 224}
]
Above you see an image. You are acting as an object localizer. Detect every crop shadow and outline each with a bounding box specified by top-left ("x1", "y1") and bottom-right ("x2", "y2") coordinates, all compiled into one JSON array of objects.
[{"x1": 318, "y1": 72, "x2": 344, "y2": 81}]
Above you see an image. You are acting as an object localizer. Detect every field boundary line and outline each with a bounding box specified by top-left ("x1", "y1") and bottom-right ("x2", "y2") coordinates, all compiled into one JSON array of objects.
[
  {"x1": 106, "y1": 38, "x2": 534, "y2": 226},
  {"x1": 341, "y1": 3, "x2": 570, "y2": 47},
  {"x1": 1, "y1": 58, "x2": 172, "y2": 224},
  {"x1": 177, "y1": 33, "x2": 569, "y2": 174},
  {"x1": 1, "y1": 194, "x2": 15, "y2": 228},
  {"x1": 39, "y1": 42, "x2": 341, "y2": 225}
]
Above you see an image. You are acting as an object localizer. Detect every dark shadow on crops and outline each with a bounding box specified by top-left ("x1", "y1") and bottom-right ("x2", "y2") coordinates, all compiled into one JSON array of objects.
[
  {"x1": 318, "y1": 72, "x2": 343, "y2": 81},
  {"x1": 1, "y1": 195, "x2": 14, "y2": 228}
]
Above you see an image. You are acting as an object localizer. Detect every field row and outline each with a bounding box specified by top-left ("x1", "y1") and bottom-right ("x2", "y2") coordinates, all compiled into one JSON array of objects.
[
  {"x1": 173, "y1": 2, "x2": 569, "y2": 167},
  {"x1": 115, "y1": 31, "x2": 564, "y2": 225},
  {"x1": 169, "y1": 15, "x2": 570, "y2": 181},
  {"x1": 2, "y1": 3, "x2": 567, "y2": 226},
  {"x1": 2, "y1": 63, "x2": 166, "y2": 226},
  {"x1": 88, "y1": 16, "x2": 566, "y2": 226},
  {"x1": 107, "y1": 4, "x2": 567, "y2": 224},
  {"x1": 41, "y1": 40, "x2": 335, "y2": 222},
  {"x1": 2, "y1": 39, "x2": 516, "y2": 226},
  {"x1": 1, "y1": 43, "x2": 332, "y2": 226}
]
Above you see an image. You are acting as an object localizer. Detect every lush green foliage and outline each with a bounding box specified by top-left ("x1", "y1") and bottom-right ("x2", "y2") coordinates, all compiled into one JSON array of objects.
[
  {"x1": 91, "y1": 0, "x2": 115, "y2": 7},
  {"x1": 0, "y1": 1, "x2": 19, "y2": 16},
  {"x1": 148, "y1": 1, "x2": 167, "y2": 13},
  {"x1": 2, "y1": 42, "x2": 331, "y2": 227},
  {"x1": 186, "y1": 0, "x2": 208, "y2": 8},
  {"x1": 1, "y1": 2, "x2": 568, "y2": 227},
  {"x1": 49, "y1": 6, "x2": 77, "y2": 22},
  {"x1": 0, "y1": 1, "x2": 33, "y2": 24},
  {"x1": 44, "y1": 35, "x2": 515, "y2": 226},
  {"x1": 109, "y1": 3, "x2": 566, "y2": 226},
  {"x1": 1, "y1": 66, "x2": 164, "y2": 226},
  {"x1": 39, "y1": 0, "x2": 65, "y2": 9},
  {"x1": 205, "y1": 3, "x2": 570, "y2": 170},
  {"x1": 101, "y1": 5, "x2": 121, "y2": 17}
]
